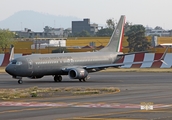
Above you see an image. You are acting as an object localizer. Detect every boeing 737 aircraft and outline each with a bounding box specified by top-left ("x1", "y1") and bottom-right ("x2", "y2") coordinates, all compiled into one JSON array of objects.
[{"x1": 5, "y1": 15, "x2": 167, "y2": 84}]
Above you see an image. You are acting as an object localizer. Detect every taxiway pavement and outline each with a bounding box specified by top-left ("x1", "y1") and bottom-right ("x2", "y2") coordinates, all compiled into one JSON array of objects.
[{"x1": 0, "y1": 72, "x2": 172, "y2": 120}]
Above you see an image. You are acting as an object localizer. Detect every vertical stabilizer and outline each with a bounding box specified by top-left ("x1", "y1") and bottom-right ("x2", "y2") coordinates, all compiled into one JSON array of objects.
[
  {"x1": 99, "y1": 15, "x2": 125, "y2": 52},
  {"x1": 9, "y1": 45, "x2": 14, "y2": 61}
]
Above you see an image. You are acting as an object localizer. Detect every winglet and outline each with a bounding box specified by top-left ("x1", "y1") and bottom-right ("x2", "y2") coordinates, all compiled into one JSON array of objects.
[
  {"x1": 156, "y1": 46, "x2": 168, "y2": 65},
  {"x1": 161, "y1": 60, "x2": 167, "y2": 65},
  {"x1": 9, "y1": 45, "x2": 14, "y2": 61}
]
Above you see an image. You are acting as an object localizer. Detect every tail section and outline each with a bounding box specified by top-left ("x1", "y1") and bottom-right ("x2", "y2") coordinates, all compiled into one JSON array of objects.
[
  {"x1": 99, "y1": 15, "x2": 125, "y2": 52},
  {"x1": 9, "y1": 45, "x2": 14, "y2": 61}
]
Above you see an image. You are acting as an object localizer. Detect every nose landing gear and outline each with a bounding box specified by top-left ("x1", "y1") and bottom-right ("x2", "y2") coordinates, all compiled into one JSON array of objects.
[
  {"x1": 18, "y1": 79, "x2": 23, "y2": 84},
  {"x1": 12, "y1": 76, "x2": 23, "y2": 84}
]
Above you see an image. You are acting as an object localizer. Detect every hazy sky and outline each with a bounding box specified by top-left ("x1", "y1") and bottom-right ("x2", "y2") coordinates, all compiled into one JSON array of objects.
[{"x1": 1, "y1": 0, "x2": 172, "y2": 29}]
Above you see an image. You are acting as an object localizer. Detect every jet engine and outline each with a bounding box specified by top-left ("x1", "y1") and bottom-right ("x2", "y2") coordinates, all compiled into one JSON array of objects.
[{"x1": 69, "y1": 68, "x2": 88, "y2": 79}]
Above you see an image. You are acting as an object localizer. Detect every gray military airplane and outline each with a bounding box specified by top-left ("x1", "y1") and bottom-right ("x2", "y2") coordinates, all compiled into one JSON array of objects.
[{"x1": 5, "y1": 15, "x2": 167, "y2": 84}]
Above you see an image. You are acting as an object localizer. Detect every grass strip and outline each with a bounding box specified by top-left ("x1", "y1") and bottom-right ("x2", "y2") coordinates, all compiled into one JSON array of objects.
[{"x1": 0, "y1": 86, "x2": 120, "y2": 100}]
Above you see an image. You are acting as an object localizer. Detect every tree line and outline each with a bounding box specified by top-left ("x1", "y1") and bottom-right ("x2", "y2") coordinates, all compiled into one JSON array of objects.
[{"x1": 0, "y1": 29, "x2": 14, "y2": 53}]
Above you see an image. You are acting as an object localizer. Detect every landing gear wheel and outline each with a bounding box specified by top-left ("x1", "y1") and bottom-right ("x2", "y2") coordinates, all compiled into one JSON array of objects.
[
  {"x1": 83, "y1": 77, "x2": 87, "y2": 82},
  {"x1": 18, "y1": 79, "x2": 23, "y2": 84},
  {"x1": 58, "y1": 76, "x2": 62, "y2": 82},
  {"x1": 79, "y1": 77, "x2": 87, "y2": 82},
  {"x1": 54, "y1": 75, "x2": 62, "y2": 82}
]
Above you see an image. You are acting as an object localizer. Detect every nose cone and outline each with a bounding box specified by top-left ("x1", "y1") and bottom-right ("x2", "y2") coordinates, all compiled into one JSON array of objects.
[{"x1": 5, "y1": 65, "x2": 13, "y2": 75}]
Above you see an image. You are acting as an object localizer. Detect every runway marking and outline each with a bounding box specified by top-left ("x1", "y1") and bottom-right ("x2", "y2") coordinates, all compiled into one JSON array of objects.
[
  {"x1": 0, "y1": 102, "x2": 70, "y2": 107},
  {"x1": 75, "y1": 107, "x2": 172, "y2": 120},
  {"x1": 74, "y1": 103, "x2": 172, "y2": 109},
  {"x1": 0, "y1": 101, "x2": 172, "y2": 109}
]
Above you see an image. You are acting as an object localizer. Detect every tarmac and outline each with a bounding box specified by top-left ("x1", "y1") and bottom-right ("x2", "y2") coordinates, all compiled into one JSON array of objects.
[{"x1": 0, "y1": 72, "x2": 172, "y2": 120}]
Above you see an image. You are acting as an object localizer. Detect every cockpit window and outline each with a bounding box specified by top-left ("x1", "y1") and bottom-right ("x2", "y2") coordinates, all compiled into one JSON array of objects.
[
  {"x1": 16, "y1": 61, "x2": 22, "y2": 65},
  {"x1": 10, "y1": 60, "x2": 22, "y2": 65},
  {"x1": 11, "y1": 60, "x2": 17, "y2": 64}
]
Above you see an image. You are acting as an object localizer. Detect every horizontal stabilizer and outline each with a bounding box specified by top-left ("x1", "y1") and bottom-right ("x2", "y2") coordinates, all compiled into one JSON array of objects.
[{"x1": 117, "y1": 51, "x2": 149, "y2": 57}]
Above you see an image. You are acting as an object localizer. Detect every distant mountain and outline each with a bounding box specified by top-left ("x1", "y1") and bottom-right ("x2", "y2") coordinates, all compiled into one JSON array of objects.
[{"x1": 0, "y1": 10, "x2": 81, "y2": 32}]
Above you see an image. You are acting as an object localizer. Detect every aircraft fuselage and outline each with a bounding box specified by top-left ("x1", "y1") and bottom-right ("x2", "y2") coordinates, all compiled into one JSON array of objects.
[{"x1": 6, "y1": 52, "x2": 122, "y2": 78}]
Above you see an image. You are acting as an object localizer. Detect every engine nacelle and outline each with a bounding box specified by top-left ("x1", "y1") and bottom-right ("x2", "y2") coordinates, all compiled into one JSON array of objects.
[
  {"x1": 28, "y1": 76, "x2": 44, "y2": 79},
  {"x1": 69, "y1": 68, "x2": 88, "y2": 79}
]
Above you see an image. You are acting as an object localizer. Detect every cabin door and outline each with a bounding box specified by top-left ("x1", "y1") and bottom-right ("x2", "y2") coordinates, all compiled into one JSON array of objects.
[
  {"x1": 26, "y1": 58, "x2": 33, "y2": 76},
  {"x1": 26, "y1": 58, "x2": 33, "y2": 69}
]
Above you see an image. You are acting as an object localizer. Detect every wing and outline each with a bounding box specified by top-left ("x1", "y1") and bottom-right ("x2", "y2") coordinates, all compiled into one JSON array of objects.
[{"x1": 61, "y1": 63, "x2": 124, "y2": 73}]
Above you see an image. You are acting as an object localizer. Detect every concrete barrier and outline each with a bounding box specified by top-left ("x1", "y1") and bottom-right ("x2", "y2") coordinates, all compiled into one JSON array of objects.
[{"x1": 117, "y1": 53, "x2": 172, "y2": 68}]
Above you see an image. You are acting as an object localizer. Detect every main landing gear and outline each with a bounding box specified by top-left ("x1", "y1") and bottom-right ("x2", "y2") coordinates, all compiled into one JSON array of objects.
[
  {"x1": 54, "y1": 75, "x2": 62, "y2": 82},
  {"x1": 79, "y1": 76, "x2": 90, "y2": 82},
  {"x1": 18, "y1": 79, "x2": 23, "y2": 84},
  {"x1": 79, "y1": 78, "x2": 86, "y2": 82}
]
